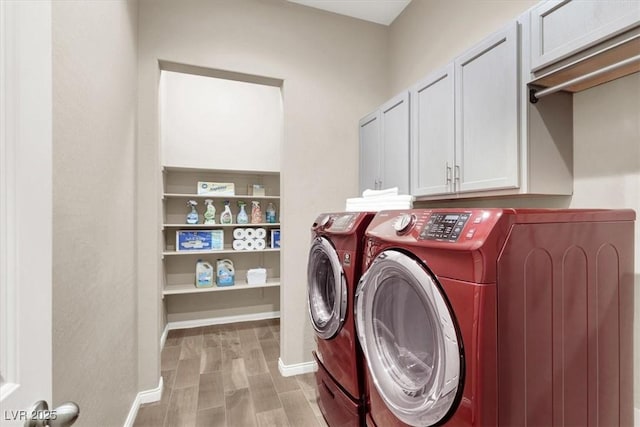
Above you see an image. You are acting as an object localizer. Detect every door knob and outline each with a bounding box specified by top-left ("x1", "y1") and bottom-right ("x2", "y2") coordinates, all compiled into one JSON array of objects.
[
  {"x1": 48, "y1": 402, "x2": 79, "y2": 427},
  {"x1": 24, "y1": 400, "x2": 79, "y2": 427}
]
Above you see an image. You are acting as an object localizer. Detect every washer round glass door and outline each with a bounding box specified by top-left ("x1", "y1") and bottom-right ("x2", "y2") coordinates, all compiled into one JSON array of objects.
[
  {"x1": 355, "y1": 250, "x2": 463, "y2": 426},
  {"x1": 307, "y1": 237, "x2": 347, "y2": 339}
]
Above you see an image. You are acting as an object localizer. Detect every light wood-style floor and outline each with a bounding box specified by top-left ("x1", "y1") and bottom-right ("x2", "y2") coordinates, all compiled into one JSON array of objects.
[{"x1": 133, "y1": 319, "x2": 329, "y2": 427}]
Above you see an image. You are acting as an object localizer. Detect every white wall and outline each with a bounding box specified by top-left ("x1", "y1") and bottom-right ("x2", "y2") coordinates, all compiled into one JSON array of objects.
[
  {"x1": 52, "y1": 1, "x2": 139, "y2": 425},
  {"x1": 137, "y1": 0, "x2": 389, "y2": 388},
  {"x1": 160, "y1": 70, "x2": 282, "y2": 171}
]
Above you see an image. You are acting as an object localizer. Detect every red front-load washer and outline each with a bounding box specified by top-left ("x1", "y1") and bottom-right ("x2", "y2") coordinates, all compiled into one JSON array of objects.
[
  {"x1": 308, "y1": 211, "x2": 375, "y2": 427},
  {"x1": 355, "y1": 209, "x2": 635, "y2": 427}
]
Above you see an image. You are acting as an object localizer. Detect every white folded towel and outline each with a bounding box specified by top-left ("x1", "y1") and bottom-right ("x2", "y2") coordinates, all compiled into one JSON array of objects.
[
  {"x1": 362, "y1": 187, "x2": 399, "y2": 198},
  {"x1": 345, "y1": 194, "x2": 414, "y2": 212}
]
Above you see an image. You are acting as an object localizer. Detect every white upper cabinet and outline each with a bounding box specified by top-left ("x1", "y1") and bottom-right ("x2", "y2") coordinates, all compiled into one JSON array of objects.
[
  {"x1": 359, "y1": 111, "x2": 381, "y2": 193},
  {"x1": 380, "y1": 93, "x2": 410, "y2": 194},
  {"x1": 359, "y1": 92, "x2": 410, "y2": 194},
  {"x1": 410, "y1": 64, "x2": 455, "y2": 197},
  {"x1": 406, "y1": 17, "x2": 573, "y2": 200},
  {"x1": 530, "y1": 0, "x2": 640, "y2": 72},
  {"x1": 455, "y1": 22, "x2": 519, "y2": 193}
]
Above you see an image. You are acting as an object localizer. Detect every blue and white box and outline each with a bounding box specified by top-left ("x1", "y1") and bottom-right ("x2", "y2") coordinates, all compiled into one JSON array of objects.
[
  {"x1": 177, "y1": 230, "x2": 224, "y2": 251},
  {"x1": 270, "y1": 229, "x2": 280, "y2": 249}
]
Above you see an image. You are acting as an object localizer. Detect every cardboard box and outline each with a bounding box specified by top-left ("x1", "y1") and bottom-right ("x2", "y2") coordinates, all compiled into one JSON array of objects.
[
  {"x1": 248, "y1": 184, "x2": 265, "y2": 196},
  {"x1": 270, "y1": 229, "x2": 280, "y2": 249},
  {"x1": 176, "y1": 230, "x2": 224, "y2": 251},
  {"x1": 197, "y1": 182, "x2": 235, "y2": 196}
]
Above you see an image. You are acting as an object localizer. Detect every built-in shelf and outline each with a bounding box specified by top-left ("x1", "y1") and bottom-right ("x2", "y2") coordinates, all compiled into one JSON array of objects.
[
  {"x1": 163, "y1": 279, "x2": 281, "y2": 296},
  {"x1": 163, "y1": 222, "x2": 280, "y2": 229},
  {"x1": 163, "y1": 248, "x2": 280, "y2": 256},
  {"x1": 164, "y1": 193, "x2": 280, "y2": 200}
]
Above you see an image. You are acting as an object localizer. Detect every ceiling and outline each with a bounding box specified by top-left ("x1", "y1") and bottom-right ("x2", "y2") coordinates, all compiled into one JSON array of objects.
[{"x1": 287, "y1": 0, "x2": 412, "y2": 26}]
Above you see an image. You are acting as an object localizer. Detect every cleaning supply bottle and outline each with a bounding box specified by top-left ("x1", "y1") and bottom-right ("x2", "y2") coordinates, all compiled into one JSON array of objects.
[
  {"x1": 251, "y1": 201, "x2": 262, "y2": 224},
  {"x1": 216, "y1": 259, "x2": 235, "y2": 286},
  {"x1": 203, "y1": 199, "x2": 216, "y2": 225},
  {"x1": 220, "y1": 200, "x2": 233, "y2": 224},
  {"x1": 195, "y1": 259, "x2": 214, "y2": 288},
  {"x1": 186, "y1": 200, "x2": 199, "y2": 224},
  {"x1": 266, "y1": 202, "x2": 277, "y2": 223},
  {"x1": 237, "y1": 201, "x2": 249, "y2": 224}
]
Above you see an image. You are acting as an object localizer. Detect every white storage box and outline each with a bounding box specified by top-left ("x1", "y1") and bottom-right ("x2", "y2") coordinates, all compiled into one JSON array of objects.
[
  {"x1": 246, "y1": 268, "x2": 267, "y2": 285},
  {"x1": 176, "y1": 230, "x2": 224, "y2": 251},
  {"x1": 197, "y1": 182, "x2": 235, "y2": 196}
]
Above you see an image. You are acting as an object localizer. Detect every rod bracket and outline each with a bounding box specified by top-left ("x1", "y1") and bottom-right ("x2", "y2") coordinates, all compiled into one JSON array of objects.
[{"x1": 529, "y1": 87, "x2": 539, "y2": 104}]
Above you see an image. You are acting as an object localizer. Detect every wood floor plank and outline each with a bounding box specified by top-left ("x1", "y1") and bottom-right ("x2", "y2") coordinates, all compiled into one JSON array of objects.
[
  {"x1": 135, "y1": 319, "x2": 330, "y2": 427},
  {"x1": 183, "y1": 326, "x2": 205, "y2": 337},
  {"x1": 296, "y1": 372, "x2": 316, "y2": 393},
  {"x1": 238, "y1": 327, "x2": 260, "y2": 347},
  {"x1": 165, "y1": 329, "x2": 185, "y2": 347},
  {"x1": 222, "y1": 358, "x2": 249, "y2": 391},
  {"x1": 180, "y1": 334, "x2": 204, "y2": 360},
  {"x1": 203, "y1": 332, "x2": 221, "y2": 348},
  {"x1": 161, "y1": 345, "x2": 181, "y2": 371},
  {"x1": 198, "y1": 371, "x2": 224, "y2": 411},
  {"x1": 200, "y1": 346, "x2": 223, "y2": 373},
  {"x1": 267, "y1": 361, "x2": 300, "y2": 393},
  {"x1": 225, "y1": 387, "x2": 257, "y2": 427},
  {"x1": 160, "y1": 370, "x2": 176, "y2": 408},
  {"x1": 195, "y1": 406, "x2": 226, "y2": 427},
  {"x1": 259, "y1": 339, "x2": 280, "y2": 362},
  {"x1": 279, "y1": 390, "x2": 320, "y2": 427},
  {"x1": 243, "y1": 347, "x2": 269, "y2": 376},
  {"x1": 247, "y1": 373, "x2": 281, "y2": 413},
  {"x1": 174, "y1": 357, "x2": 201, "y2": 389},
  {"x1": 165, "y1": 386, "x2": 198, "y2": 427},
  {"x1": 256, "y1": 408, "x2": 290, "y2": 427},
  {"x1": 133, "y1": 403, "x2": 166, "y2": 427},
  {"x1": 254, "y1": 321, "x2": 275, "y2": 341}
]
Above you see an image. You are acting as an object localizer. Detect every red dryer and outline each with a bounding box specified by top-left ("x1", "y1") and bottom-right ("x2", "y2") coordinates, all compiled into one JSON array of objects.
[
  {"x1": 308, "y1": 211, "x2": 375, "y2": 427},
  {"x1": 355, "y1": 208, "x2": 635, "y2": 427}
]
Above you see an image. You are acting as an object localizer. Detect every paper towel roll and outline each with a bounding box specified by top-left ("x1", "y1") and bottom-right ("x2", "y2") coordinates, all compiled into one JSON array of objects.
[
  {"x1": 245, "y1": 228, "x2": 256, "y2": 239},
  {"x1": 245, "y1": 239, "x2": 255, "y2": 250},
  {"x1": 255, "y1": 228, "x2": 266, "y2": 239},
  {"x1": 233, "y1": 228, "x2": 246, "y2": 240},
  {"x1": 254, "y1": 239, "x2": 266, "y2": 250},
  {"x1": 233, "y1": 240, "x2": 246, "y2": 251}
]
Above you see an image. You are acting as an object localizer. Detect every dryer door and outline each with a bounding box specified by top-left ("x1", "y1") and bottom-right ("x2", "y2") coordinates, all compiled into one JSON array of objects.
[
  {"x1": 307, "y1": 237, "x2": 348, "y2": 339},
  {"x1": 355, "y1": 250, "x2": 463, "y2": 426}
]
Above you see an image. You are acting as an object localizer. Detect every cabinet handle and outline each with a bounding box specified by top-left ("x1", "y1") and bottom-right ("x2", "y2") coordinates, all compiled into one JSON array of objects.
[
  {"x1": 446, "y1": 163, "x2": 452, "y2": 184},
  {"x1": 454, "y1": 165, "x2": 461, "y2": 191}
]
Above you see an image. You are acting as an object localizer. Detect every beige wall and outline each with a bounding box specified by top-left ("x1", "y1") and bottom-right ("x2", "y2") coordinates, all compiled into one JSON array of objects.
[
  {"x1": 571, "y1": 74, "x2": 640, "y2": 410},
  {"x1": 52, "y1": 1, "x2": 139, "y2": 425},
  {"x1": 390, "y1": 0, "x2": 640, "y2": 412},
  {"x1": 137, "y1": 0, "x2": 389, "y2": 385}
]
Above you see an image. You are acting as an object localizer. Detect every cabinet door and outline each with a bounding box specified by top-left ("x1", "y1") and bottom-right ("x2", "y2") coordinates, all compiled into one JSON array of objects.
[
  {"x1": 410, "y1": 64, "x2": 455, "y2": 197},
  {"x1": 380, "y1": 92, "x2": 410, "y2": 194},
  {"x1": 359, "y1": 111, "x2": 381, "y2": 193},
  {"x1": 455, "y1": 22, "x2": 519, "y2": 193},
  {"x1": 530, "y1": 0, "x2": 640, "y2": 71}
]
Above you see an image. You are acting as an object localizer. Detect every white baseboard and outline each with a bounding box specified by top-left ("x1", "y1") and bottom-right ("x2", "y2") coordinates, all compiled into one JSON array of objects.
[
  {"x1": 161, "y1": 311, "x2": 280, "y2": 348},
  {"x1": 278, "y1": 357, "x2": 317, "y2": 377},
  {"x1": 123, "y1": 377, "x2": 163, "y2": 427},
  {"x1": 635, "y1": 406, "x2": 639, "y2": 427}
]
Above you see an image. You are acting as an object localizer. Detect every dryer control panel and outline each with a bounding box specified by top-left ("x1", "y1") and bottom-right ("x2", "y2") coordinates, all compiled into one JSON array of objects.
[{"x1": 420, "y1": 212, "x2": 470, "y2": 242}]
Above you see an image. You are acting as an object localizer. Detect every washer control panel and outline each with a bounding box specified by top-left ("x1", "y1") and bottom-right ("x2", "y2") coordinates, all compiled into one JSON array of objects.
[
  {"x1": 420, "y1": 212, "x2": 470, "y2": 242},
  {"x1": 327, "y1": 213, "x2": 356, "y2": 232}
]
